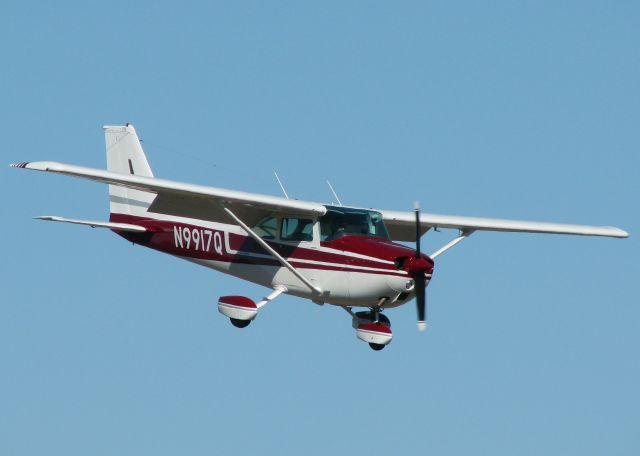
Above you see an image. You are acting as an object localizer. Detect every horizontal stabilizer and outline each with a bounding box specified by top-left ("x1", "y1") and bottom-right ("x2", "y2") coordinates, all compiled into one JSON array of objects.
[{"x1": 34, "y1": 216, "x2": 147, "y2": 232}]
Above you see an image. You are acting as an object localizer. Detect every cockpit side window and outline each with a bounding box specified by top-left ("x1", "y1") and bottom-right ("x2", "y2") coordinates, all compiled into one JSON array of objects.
[{"x1": 281, "y1": 218, "x2": 314, "y2": 242}]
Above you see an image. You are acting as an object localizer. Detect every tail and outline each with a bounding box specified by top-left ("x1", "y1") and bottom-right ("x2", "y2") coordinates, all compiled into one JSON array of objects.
[{"x1": 104, "y1": 124, "x2": 155, "y2": 217}]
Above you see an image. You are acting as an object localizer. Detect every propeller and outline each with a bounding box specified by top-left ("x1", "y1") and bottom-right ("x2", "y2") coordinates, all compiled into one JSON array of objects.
[
  {"x1": 414, "y1": 201, "x2": 427, "y2": 331},
  {"x1": 392, "y1": 202, "x2": 433, "y2": 331}
]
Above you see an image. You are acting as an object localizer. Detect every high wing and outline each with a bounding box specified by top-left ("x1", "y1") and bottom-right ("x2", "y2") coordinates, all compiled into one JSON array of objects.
[
  {"x1": 380, "y1": 209, "x2": 629, "y2": 241},
  {"x1": 10, "y1": 161, "x2": 628, "y2": 240},
  {"x1": 11, "y1": 161, "x2": 326, "y2": 224}
]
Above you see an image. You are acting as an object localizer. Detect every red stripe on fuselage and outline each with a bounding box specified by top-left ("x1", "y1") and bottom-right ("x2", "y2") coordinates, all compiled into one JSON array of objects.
[{"x1": 109, "y1": 213, "x2": 427, "y2": 276}]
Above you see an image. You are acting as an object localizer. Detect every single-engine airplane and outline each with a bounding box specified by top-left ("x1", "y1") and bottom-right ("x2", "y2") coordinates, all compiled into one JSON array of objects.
[{"x1": 11, "y1": 124, "x2": 629, "y2": 350}]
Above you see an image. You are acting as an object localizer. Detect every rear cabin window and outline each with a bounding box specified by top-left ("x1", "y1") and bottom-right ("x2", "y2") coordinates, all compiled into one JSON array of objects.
[
  {"x1": 253, "y1": 216, "x2": 277, "y2": 239},
  {"x1": 280, "y1": 218, "x2": 314, "y2": 241}
]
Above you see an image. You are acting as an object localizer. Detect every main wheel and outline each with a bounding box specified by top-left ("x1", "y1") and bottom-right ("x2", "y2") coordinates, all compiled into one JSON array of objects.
[
  {"x1": 369, "y1": 343, "x2": 385, "y2": 351},
  {"x1": 230, "y1": 318, "x2": 251, "y2": 328}
]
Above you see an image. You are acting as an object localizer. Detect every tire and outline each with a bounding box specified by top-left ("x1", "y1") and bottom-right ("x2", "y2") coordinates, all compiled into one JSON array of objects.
[{"x1": 230, "y1": 318, "x2": 251, "y2": 328}]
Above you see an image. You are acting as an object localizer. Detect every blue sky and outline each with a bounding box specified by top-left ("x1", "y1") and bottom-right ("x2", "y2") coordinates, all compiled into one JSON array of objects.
[{"x1": 1, "y1": 1, "x2": 638, "y2": 455}]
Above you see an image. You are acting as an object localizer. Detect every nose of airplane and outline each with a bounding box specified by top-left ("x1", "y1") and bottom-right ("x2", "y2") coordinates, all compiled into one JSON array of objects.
[{"x1": 395, "y1": 254, "x2": 434, "y2": 276}]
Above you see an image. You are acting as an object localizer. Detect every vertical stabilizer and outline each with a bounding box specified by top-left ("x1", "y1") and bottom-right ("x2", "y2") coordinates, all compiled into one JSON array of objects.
[{"x1": 104, "y1": 124, "x2": 155, "y2": 216}]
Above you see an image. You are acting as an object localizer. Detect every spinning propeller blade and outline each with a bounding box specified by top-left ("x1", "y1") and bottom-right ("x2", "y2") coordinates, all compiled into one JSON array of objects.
[{"x1": 414, "y1": 202, "x2": 427, "y2": 331}]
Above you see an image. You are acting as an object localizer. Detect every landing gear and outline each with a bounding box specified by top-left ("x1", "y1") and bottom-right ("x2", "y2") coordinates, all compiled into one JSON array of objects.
[
  {"x1": 346, "y1": 304, "x2": 393, "y2": 351},
  {"x1": 218, "y1": 287, "x2": 287, "y2": 330},
  {"x1": 355, "y1": 310, "x2": 390, "y2": 326},
  {"x1": 230, "y1": 318, "x2": 251, "y2": 328}
]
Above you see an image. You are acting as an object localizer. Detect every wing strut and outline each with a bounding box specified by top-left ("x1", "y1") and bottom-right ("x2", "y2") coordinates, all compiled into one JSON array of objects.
[
  {"x1": 430, "y1": 230, "x2": 475, "y2": 259},
  {"x1": 221, "y1": 206, "x2": 323, "y2": 295}
]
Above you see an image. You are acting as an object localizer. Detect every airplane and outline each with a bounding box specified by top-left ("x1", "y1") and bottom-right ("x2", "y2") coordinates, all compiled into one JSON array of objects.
[{"x1": 11, "y1": 124, "x2": 629, "y2": 350}]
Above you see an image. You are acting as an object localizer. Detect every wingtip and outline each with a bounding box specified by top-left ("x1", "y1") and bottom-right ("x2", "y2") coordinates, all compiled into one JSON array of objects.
[
  {"x1": 417, "y1": 321, "x2": 427, "y2": 331},
  {"x1": 9, "y1": 162, "x2": 30, "y2": 169},
  {"x1": 603, "y1": 227, "x2": 630, "y2": 238},
  {"x1": 616, "y1": 229, "x2": 630, "y2": 238}
]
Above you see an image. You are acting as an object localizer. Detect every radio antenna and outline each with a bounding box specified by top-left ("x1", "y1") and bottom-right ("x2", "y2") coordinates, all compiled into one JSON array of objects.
[
  {"x1": 274, "y1": 172, "x2": 290, "y2": 199},
  {"x1": 326, "y1": 180, "x2": 342, "y2": 206}
]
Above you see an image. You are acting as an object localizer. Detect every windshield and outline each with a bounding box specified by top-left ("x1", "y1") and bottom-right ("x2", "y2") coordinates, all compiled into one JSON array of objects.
[{"x1": 319, "y1": 206, "x2": 390, "y2": 241}]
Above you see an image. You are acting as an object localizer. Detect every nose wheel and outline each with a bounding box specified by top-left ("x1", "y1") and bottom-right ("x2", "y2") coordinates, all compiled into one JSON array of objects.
[
  {"x1": 346, "y1": 305, "x2": 393, "y2": 351},
  {"x1": 230, "y1": 318, "x2": 251, "y2": 328}
]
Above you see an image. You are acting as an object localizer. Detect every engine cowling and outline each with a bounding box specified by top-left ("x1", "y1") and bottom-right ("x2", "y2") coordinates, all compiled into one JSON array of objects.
[{"x1": 394, "y1": 255, "x2": 434, "y2": 275}]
